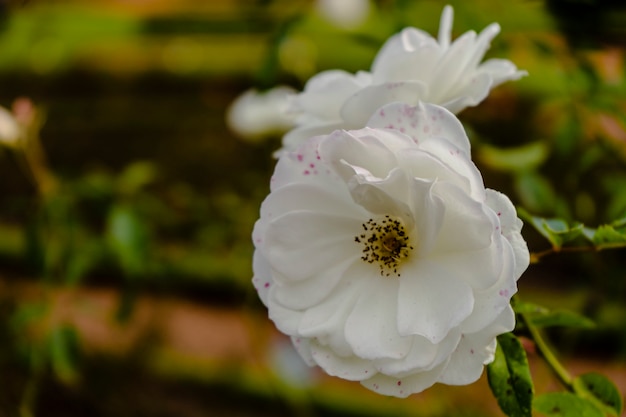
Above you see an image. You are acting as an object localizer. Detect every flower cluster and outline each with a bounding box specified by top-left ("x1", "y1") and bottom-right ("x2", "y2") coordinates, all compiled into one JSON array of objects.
[{"x1": 251, "y1": 5, "x2": 529, "y2": 397}]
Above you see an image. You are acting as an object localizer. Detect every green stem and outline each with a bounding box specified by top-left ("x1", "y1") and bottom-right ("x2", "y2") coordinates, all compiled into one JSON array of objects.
[
  {"x1": 530, "y1": 245, "x2": 597, "y2": 264},
  {"x1": 519, "y1": 312, "x2": 574, "y2": 391}
]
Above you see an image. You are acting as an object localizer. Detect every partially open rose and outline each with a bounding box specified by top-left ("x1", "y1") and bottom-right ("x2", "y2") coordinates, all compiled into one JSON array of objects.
[{"x1": 280, "y1": 5, "x2": 526, "y2": 153}]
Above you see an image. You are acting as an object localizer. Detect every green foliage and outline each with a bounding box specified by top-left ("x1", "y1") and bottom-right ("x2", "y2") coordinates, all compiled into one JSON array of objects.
[
  {"x1": 0, "y1": 4, "x2": 139, "y2": 73},
  {"x1": 573, "y1": 373, "x2": 624, "y2": 417},
  {"x1": 49, "y1": 326, "x2": 81, "y2": 385},
  {"x1": 487, "y1": 333, "x2": 534, "y2": 417},
  {"x1": 520, "y1": 209, "x2": 626, "y2": 252},
  {"x1": 512, "y1": 303, "x2": 622, "y2": 417},
  {"x1": 477, "y1": 142, "x2": 550, "y2": 173},
  {"x1": 585, "y1": 224, "x2": 626, "y2": 249},
  {"x1": 106, "y1": 203, "x2": 152, "y2": 278},
  {"x1": 514, "y1": 301, "x2": 595, "y2": 329},
  {"x1": 534, "y1": 392, "x2": 604, "y2": 417},
  {"x1": 117, "y1": 161, "x2": 158, "y2": 196},
  {"x1": 514, "y1": 173, "x2": 560, "y2": 216},
  {"x1": 518, "y1": 209, "x2": 584, "y2": 249}
]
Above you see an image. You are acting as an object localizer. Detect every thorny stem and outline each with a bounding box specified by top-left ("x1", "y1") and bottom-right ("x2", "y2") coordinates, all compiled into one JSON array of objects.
[{"x1": 519, "y1": 311, "x2": 574, "y2": 391}]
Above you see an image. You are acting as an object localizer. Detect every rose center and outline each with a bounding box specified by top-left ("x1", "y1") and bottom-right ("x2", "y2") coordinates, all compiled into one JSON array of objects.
[{"x1": 354, "y1": 215, "x2": 413, "y2": 277}]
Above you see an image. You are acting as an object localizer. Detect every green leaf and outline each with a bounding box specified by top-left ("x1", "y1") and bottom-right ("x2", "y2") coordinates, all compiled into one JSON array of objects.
[
  {"x1": 610, "y1": 215, "x2": 626, "y2": 229},
  {"x1": 516, "y1": 303, "x2": 595, "y2": 330},
  {"x1": 573, "y1": 373, "x2": 623, "y2": 416},
  {"x1": 518, "y1": 209, "x2": 584, "y2": 249},
  {"x1": 66, "y1": 238, "x2": 105, "y2": 285},
  {"x1": 582, "y1": 226, "x2": 596, "y2": 242},
  {"x1": 477, "y1": 142, "x2": 550, "y2": 173},
  {"x1": 589, "y1": 225, "x2": 626, "y2": 249},
  {"x1": 487, "y1": 333, "x2": 534, "y2": 417},
  {"x1": 514, "y1": 172, "x2": 557, "y2": 215},
  {"x1": 534, "y1": 392, "x2": 603, "y2": 417},
  {"x1": 106, "y1": 204, "x2": 151, "y2": 277},
  {"x1": 49, "y1": 326, "x2": 81, "y2": 384},
  {"x1": 531, "y1": 310, "x2": 595, "y2": 329},
  {"x1": 117, "y1": 161, "x2": 157, "y2": 195}
]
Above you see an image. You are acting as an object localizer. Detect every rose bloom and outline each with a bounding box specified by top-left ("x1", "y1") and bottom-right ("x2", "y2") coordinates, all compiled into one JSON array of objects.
[
  {"x1": 226, "y1": 86, "x2": 297, "y2": 143},
  {"x1": 315, "y1": 0, "x2": 370, "y2": 29},
  {"x1": 0, "y1": 105, "x2": 20, "y2": 148},
  {"x1": 252, "y1": 102, "x2": 529, "y2": 397},
  {"x1": 280, "y1": 5, "x2": 526, "y2": 153}
]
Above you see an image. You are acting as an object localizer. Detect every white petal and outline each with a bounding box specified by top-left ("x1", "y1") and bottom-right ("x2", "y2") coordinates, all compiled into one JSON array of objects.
[
  {"x1": 344, "y1": 271, "x2": 413, "y2": 360},
  {"x1": 428, "y1": 181, "x2": 495, "y2": 256},
  {"x1": 279, "y1": 121, "x2": 345, "y2": 155},
  {"x1": 429, "y1": 30, "x2": 477, "y2": 102},
  {"x1": 291, "y1": 336, "x2": 316, "y2": 366},
  {"x1": 460, "y1": 239, "x2": 518, "y2": 333},
  {"x1": 440, "y1": 71, "x2": 493, "y2": 113},
  {"x1": 406, "y1": 178, "x2": 445, "y2": 257},
  {"x1": 296, "y1": 267, "x2": 372, "y2": 358},
  {"x1": 297, "y1": 267, "x2": 365, "y2": 356},
  {"x1": 260, "y1": 183, "x2": 358, "y2": 220},
  {"x1": 271, "y1": 135, "x2": 330, "y2": 189},
  {"x1": 371, "y1": 29, "x2": 440, "y2": 83},
  {"x1": 310, "y1": 340, "x2": 376, "y2": 381},
  {"x1": 438, "y1": 5, "x2": 454, "y2": 49},
  {"x1": 397, "y1": 260, "x2": 474, "y2": 343},
  {"x1": 414, "y1": 140, "x2": 485, "y2": 201},
  {"x1": 274, "y1": 256, "x2": 358, "y2": 310},
  {"x1": 265, "y1": 211, "x2": 362, "y2": 281},
  {"x1": 366, "y1": 102, "x2": 471, "y2": 156},
  {"x1": 226, "y1": 86, "x2": 296, "y2": 140},
  {"x1": 429, "y1": 240, "x2": 505, "y2": 291},
  {"x1": 347, "y1": 168, "x2": 414, "y2": 222},
  {"x1": 479, "y1": 58, "x2": 528, "y2": 87},
  {"x1": 463, "y1": 23, "x2": 501, "y2": 73},
  {"x1": 0, "y1": 106, "x2": 20, "y2": 146},
  {"x1": 374, "y1": 327, "x2": 461, "y2": 377},
  {"x1": 398, "y1": 148, "x2": 472, "y2": 193},
  {"x1": 293, "y1": 69, "x2": 369, "y2": 121},
  {"x1": 252, "y1": 250, "x2": 273, "y2": 306},
  {"x1": 267, "y1": 292, "x2": 304, "y2": 335},
  {"x1": 361, "y1": 360, "x2": 448, "y2": 397},
  {"x1": 371, "y1": 28, "x2": 435, "y2": 76},
  {"x1": 339, "y1": 81, "x2": 428, "y2": 127},
  {"x1": 485, "y1": 189, "x2": 530, "y2": 279},
  {"x1": 320, "y1": 129, "x2": 401, "y2": 183},
  {"x1": 439, "y1": 306, "x2": 515, "y2": 385},
  {"x1": 316, "y1": 0, "x2": 370, "y2": 29}
]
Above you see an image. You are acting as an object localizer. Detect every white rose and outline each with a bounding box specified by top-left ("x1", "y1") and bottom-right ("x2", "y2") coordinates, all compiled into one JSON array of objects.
[
  {"x1": 252, "y1": 102, "x2": 529, "y2": 397},
  {"x1": 315, "y1": 0, "x2": 370, "y2": 29},
  {"x1": 0, "y1": 105, "x2": 20, "y2": 148},
  {"x1": 226, "y1": 86, "x2": 297, "y2": 142},
  {"x1": 281, "y1": 5, "x2": 526, "y2": 153}
]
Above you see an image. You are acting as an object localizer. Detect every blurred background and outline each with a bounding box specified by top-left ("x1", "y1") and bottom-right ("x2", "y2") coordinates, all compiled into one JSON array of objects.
[{"x1": 0, "y1": 0, "x2": 625, "y2": 415}]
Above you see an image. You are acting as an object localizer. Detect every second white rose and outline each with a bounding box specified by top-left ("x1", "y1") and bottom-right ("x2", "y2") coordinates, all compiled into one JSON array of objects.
[{"x1": 280, "y1": 5, "x2": 527, "y2": 153}]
